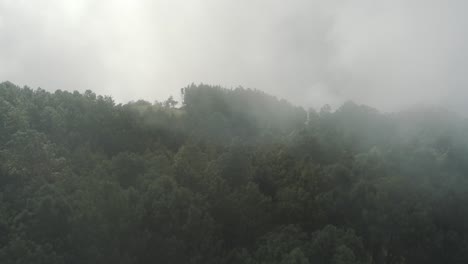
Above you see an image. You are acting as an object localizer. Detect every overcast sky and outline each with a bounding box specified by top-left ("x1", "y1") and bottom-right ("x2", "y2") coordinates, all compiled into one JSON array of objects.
[{"x1": 1, "y1": 0, "x2": 468, "y2": 112}]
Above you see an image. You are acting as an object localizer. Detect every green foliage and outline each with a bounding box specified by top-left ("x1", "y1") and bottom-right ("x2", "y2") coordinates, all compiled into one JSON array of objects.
[{"x1": 1, "y1": 81, "x2": 468, "y2": 263}]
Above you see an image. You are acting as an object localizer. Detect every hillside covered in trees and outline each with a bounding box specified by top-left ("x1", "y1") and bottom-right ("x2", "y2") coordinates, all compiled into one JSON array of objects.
[{"x1": 2, "y1": 81, "x2": 468, "y2": 263}]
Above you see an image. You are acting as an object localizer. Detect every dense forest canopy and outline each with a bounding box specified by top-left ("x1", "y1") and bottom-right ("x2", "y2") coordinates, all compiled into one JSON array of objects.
[{"x1": 1, "y1": 81, "x2": 468, "y2": 263}]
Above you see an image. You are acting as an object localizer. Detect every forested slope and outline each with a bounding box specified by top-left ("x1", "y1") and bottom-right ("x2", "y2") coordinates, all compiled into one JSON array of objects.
[{"x1": 1, "y1": 81, "x2": 468, "y2": 263}]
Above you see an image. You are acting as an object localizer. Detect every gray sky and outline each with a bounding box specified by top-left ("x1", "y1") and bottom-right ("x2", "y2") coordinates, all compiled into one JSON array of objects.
[{"x1": 1, "y1": 0, "x2": 468, "y2": 112}]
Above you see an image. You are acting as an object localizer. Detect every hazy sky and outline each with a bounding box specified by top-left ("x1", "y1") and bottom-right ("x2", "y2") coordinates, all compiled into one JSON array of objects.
[{"x1": 1, "y1": 0, "x2": 468, "y2": 112}]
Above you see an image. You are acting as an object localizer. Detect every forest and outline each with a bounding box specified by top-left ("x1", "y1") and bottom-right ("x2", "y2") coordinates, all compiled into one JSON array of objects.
[{"x1": 1, "y1": 81, "x2": 468, "y2": 263}]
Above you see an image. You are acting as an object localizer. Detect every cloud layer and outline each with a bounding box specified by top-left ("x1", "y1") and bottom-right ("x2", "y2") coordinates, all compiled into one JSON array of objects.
[{"x1": 1, "y1": 0, "x2": 468, "y2": 112}]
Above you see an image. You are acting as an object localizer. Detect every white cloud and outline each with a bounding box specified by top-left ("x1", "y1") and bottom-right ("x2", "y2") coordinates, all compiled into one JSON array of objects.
[{"x1": 1, "y1": 0, "x2": 467, "y2": 112}]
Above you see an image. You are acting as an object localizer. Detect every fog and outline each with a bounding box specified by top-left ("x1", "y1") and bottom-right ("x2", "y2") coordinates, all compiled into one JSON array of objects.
[{"x1": 1, "y1": 0, "x2": 467, "y2": 112}]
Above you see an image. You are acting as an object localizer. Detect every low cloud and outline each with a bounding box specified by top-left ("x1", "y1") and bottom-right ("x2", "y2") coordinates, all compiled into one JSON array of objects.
[{"x1": 1, "y1": 0, "x2": 467, "y2": 112}]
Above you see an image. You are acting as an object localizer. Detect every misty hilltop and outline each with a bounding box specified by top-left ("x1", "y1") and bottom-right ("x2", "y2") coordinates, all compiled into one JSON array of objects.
[
  {"x1": 2, "y1": 81, "x2": 468, "y2": 263},
  {"x1": 2, "y1": 0, "x2": 468, "y2": 113}
]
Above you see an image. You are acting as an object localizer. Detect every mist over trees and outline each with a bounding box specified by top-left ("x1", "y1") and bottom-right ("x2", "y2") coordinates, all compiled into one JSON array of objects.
[{"x1": 1, "y1": 81, "x2": 468, "y2": 263}]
